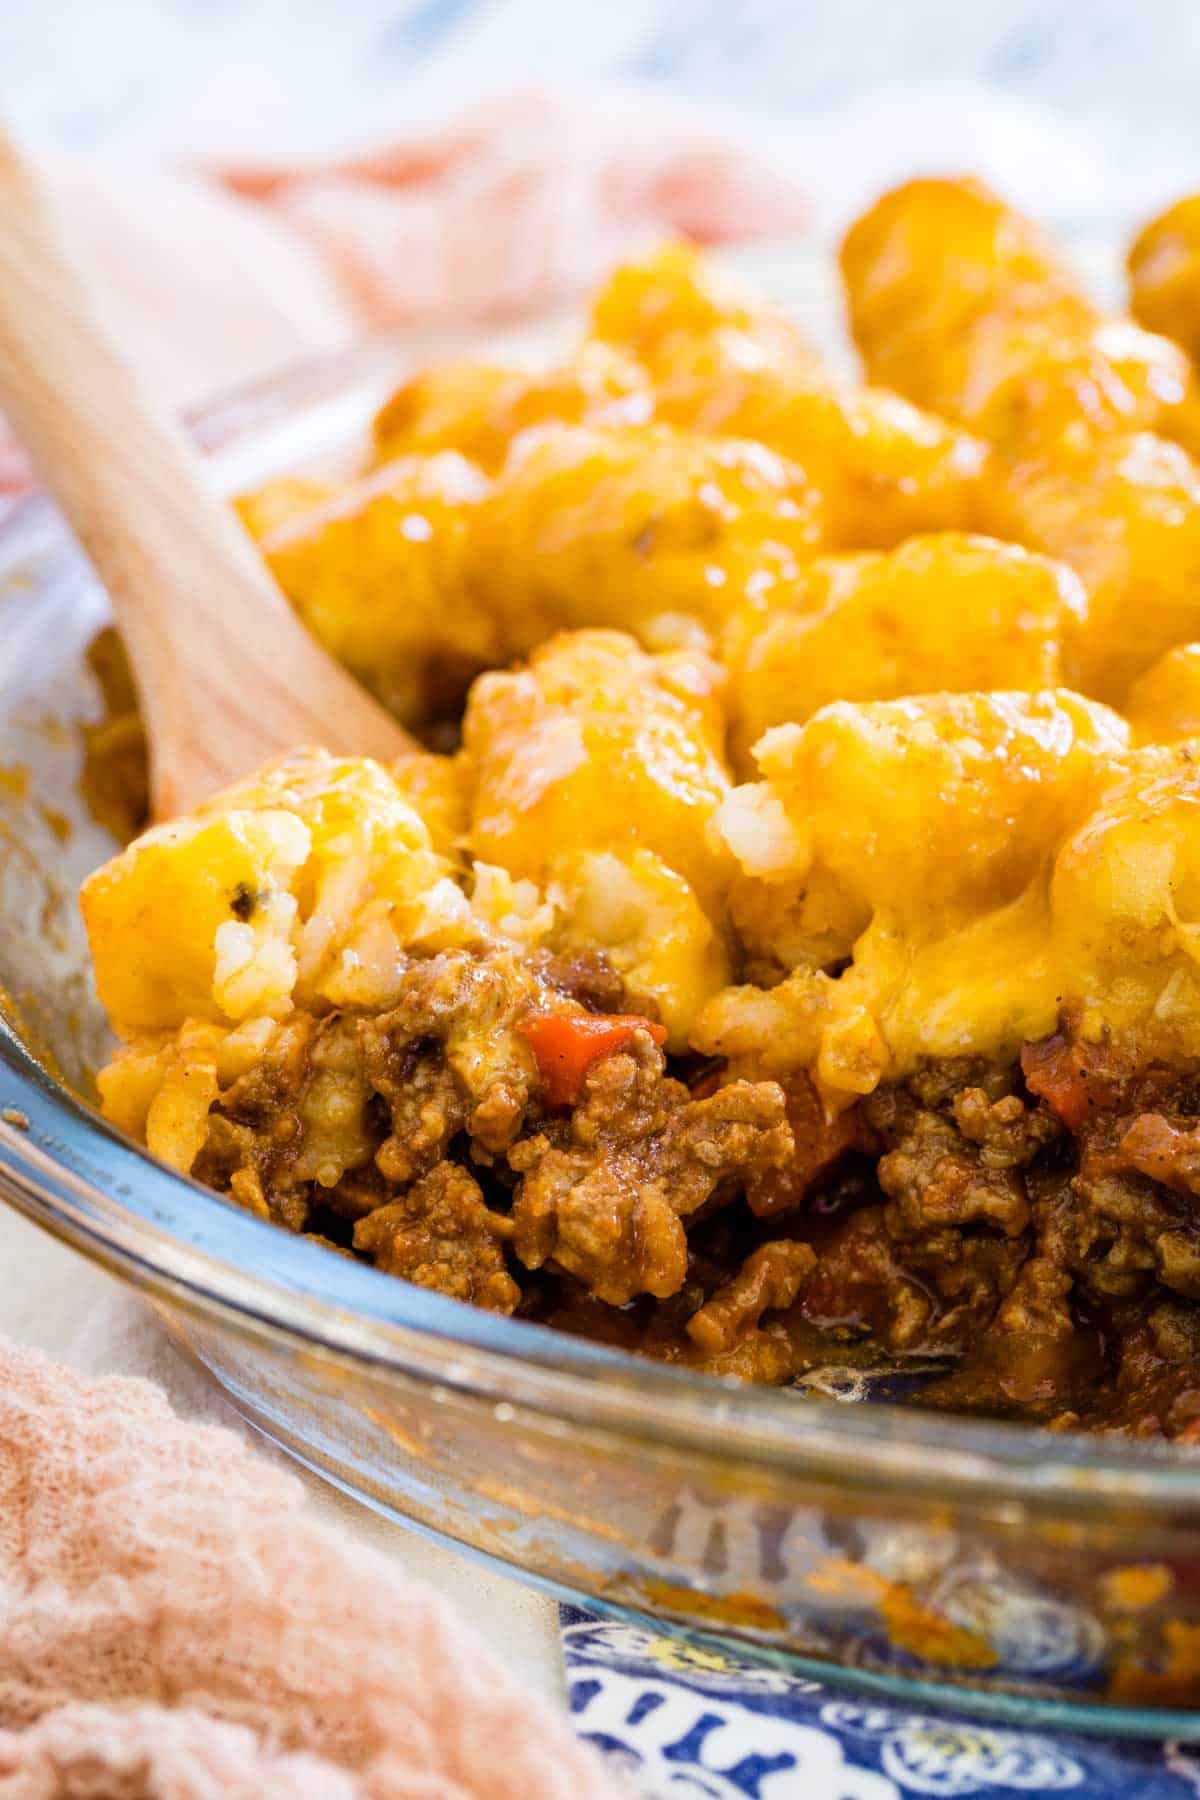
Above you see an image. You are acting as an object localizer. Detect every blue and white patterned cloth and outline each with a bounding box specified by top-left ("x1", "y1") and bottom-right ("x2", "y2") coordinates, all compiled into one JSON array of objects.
[{"x1": 562, "y1": 1607, "x2": 1200, "y2": 1798}]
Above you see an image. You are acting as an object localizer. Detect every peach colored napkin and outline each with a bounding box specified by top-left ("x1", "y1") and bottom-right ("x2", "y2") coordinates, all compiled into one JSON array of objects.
[
  {"x1": 2, "y1": 88, "x2": 806, "y2": 497},
  {"x1": 208, "y1": 89, "x2": 808, "y2": 327},
  {"x1": 0, "y1": 1336, "x2": 621, "y2": 1799}
]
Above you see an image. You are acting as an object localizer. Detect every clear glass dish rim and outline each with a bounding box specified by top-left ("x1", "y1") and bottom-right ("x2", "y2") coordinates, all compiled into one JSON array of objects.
[{"x1": 4, "y1": 331, "x2": 1200, "y2": 1523}]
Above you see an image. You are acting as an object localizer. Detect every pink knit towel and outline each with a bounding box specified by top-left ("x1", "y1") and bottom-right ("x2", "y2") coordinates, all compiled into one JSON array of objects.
[
  {"x1": 1, "y1": 88, "x2": 806, "y2": 497},
  {"x1": 0, "y1": 1337, "x2": 621, "y2": 1798}
]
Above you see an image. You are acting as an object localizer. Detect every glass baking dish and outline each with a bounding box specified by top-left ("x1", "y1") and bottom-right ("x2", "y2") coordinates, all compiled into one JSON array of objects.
[{"x1": 4, "y1": 261, "x2": 1200, "y2": 1739}]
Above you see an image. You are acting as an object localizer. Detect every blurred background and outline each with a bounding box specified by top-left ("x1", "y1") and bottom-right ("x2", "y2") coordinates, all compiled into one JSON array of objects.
[
  {"x1": 6, "y1": 0, "x2": 1200, "y2": 228},
  {"x1": 1, "y1": 0, "x2": 1197, "y2": 491}
]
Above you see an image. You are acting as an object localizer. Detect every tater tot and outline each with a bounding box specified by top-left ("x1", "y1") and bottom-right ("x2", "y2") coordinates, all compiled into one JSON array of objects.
[
  {"x1": 983, "y1": 430, "x2": 1200, "y2": 702},
  {"x1": 463, "y1": 629, "x2": 734, "y2": 1039},
  {"x1": 465, "y1": 421, "x2": 826, "y2": 655},
  {"x1": 80, "y1": 749, "x2": 458, "y2": 1037},
  {"x1": 263, "y1": 452, "x2": 491, "y2": 726},
  {"x1": 842, "y1": 178, "x2": 1200, "y2": 700},
  {"x1": 592, "y1": 243, "x2": 986, "y2": 549},
  {"x1": 842, "y1": 177, "x2": 1199, "y2": 454},
  {"x1": 372, "y1": 341, "x2": 652, "y2": 473},
  {"x1": 1130, "y1": 195, "x2": 1200, "y2": 367},
  {"x1": 1125, "y1": 642, "x2": 1200, "y2": 745},
  {"x1": 695, "y1": 689, "x2": 1128, "y2": 1104},
  {"x1": 723, "y1": 532, "x2": 1086, "y2": 766}
]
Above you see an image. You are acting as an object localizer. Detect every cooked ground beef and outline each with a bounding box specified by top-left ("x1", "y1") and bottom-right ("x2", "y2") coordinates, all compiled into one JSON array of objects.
[
  {"x1": 353, "y1": 1163, "x2": 520, "y2": 1312},
  {"x1": 510, "y1": 1039, "x2": 791, "y2": 1303},
  {"x1": 686, "y1": 1240, "x2": 817, "y2": 1354},
  {"x1": 675, "y1": 1028, "x2": 1200, "y2": 1437},
  {"x1": 910, "y1": 1024, "x2": 1200, "y2": 1435},
  {"x1": 195, "y1": 941, "x2": 789, "y2": 1317},
  {"x1": 194, "y1": 947, "x2": 1200, "y2": 1438}
]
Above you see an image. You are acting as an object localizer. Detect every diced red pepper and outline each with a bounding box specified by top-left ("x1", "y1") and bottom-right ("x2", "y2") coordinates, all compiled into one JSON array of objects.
[
  {"x1": 1020, "y1": 1031, "x2": 1125, "y2": 1133},
  {"x1": 517, "y1": 1011, "x2": 667, "y2": 1107},
  {"x1": 1021, "y1": 1035, "x2": 1091, "y2": 1131}
]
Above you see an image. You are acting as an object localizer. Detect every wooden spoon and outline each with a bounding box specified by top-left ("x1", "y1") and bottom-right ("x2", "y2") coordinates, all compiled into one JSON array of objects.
[{"x1": 0, "y1": 125, "x2": 410, "y2": 821}]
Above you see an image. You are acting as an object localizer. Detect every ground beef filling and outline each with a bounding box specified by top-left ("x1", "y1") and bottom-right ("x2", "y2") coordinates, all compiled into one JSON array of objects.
[
  {"x1": 193, "y1": 957, "x2": 1200, "y2": 1438},
  {"x1": 833, "y1": 1029, "x2": 1200, "y2": 1439},
  {"x1": 193, "y1": 942, "x2": 790, "y2": 1318}
]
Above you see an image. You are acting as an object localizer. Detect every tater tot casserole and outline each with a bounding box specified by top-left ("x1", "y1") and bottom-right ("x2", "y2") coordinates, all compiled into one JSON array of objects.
[{"x1": 79, "y1": 188, "x2": 1200, "y2": 1438}]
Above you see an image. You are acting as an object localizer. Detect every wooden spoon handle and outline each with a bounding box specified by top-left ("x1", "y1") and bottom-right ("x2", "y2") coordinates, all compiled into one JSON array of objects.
[{"x1": 0, "y1": 127, "x2": 408, "y2": 819}]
